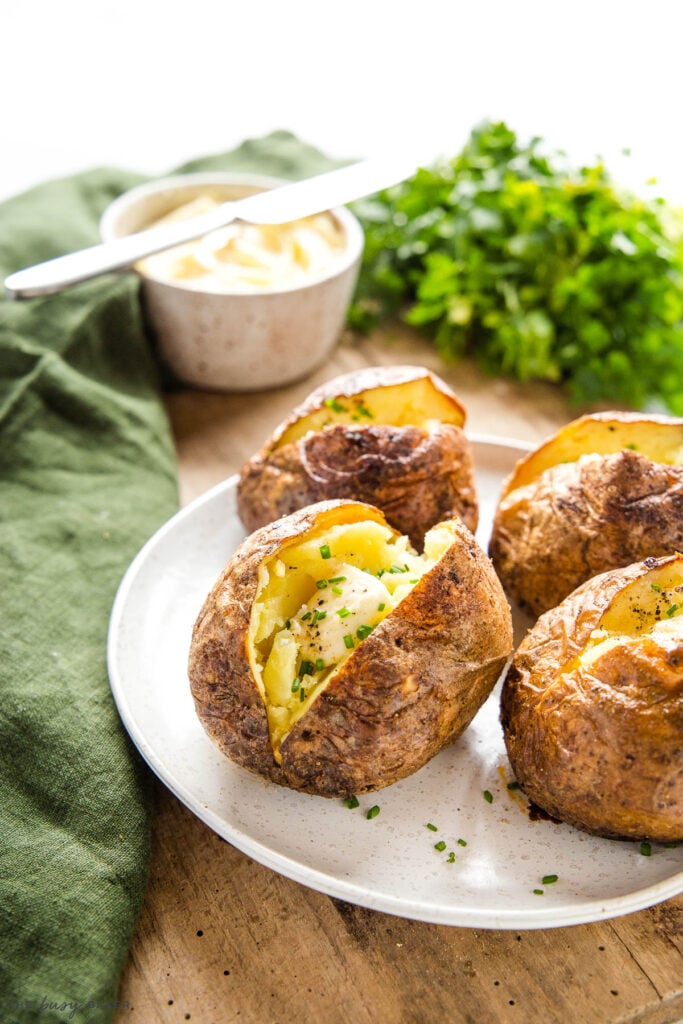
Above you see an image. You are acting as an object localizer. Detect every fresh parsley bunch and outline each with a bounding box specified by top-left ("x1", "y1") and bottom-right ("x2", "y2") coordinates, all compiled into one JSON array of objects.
[{"x1": 349, "y1": 121, "x2": 683, "y2": 412}]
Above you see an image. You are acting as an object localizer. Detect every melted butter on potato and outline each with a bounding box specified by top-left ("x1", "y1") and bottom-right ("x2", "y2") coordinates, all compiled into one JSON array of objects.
[
  {"x1": 248, "y1": 517, "x2": 456, "y2": 756},
  {"x1": 296, "y1": 564, "x2": 389, "y2": 665}
]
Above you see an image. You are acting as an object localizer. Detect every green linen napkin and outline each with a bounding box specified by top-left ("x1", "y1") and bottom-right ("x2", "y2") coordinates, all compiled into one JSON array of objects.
[{"x1": 0, "y1": 132, "x2": 337, "y2": 1023}]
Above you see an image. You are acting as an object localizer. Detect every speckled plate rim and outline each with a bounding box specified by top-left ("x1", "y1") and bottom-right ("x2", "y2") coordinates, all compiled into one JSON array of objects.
[{"x1": 107, "y1": 434, "x2": 683, "y2": 930}]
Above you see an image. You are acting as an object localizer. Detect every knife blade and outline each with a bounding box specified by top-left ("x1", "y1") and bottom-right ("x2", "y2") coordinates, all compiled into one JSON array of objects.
[{"x1": 4, "y1": 155, "x2": 417, "y2": 299}]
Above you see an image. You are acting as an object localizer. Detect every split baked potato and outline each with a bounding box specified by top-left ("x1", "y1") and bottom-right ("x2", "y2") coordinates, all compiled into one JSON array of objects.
[
  {"x1": 237, "y1": 365, "x2": 478, "y2": 548},
  {"x1": 501, "y1": 553, "x2": 683, "y2": 842},
  {"x1": 189, "y1": 499, "x2": 512, "y2": 796},
  {"x1": 489, "y1": 411, "x2": 683, "y2": 616}
]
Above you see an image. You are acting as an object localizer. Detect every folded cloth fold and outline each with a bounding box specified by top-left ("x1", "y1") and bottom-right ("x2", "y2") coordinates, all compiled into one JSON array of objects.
[{"x1": 0, "y1": 132, "x2": 336, "y2": 1023}]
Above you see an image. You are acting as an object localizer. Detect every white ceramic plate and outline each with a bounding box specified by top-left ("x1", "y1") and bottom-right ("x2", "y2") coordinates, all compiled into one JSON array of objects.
[{"x1": 107, "y1": 435, "x2": 683, "y2": 929}]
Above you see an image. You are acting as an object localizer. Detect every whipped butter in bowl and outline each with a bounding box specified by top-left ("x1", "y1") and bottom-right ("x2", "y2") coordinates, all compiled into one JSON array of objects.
[
  {"x1": 137, "y1": 197, "x2": 348, "y2": 293},
  {"x1": 100, "y1": 173, "x2": 364, "y2": 391}
]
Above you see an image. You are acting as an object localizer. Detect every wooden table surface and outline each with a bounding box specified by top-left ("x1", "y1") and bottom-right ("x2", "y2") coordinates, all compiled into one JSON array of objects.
[{"x1": 116, "y1": 327, "x2": 683, "y2": 1024}]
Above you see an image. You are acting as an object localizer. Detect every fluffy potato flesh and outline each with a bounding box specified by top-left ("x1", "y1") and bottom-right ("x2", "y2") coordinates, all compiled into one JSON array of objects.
[
  {"x1": 502, "y1": 412, "x2": 683, "y2": 498},
  {"x1": 273, "y1": 375, "x2": 465, "y2": 449},
  {"x1": 574, "y1": 561, "x2": 683, "y2": 670},
  {"x1": 249, "y1": 517, "x2": 455, "y2": 754}
]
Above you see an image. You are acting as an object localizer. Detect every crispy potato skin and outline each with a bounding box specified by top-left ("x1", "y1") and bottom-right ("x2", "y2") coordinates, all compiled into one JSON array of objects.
[
  {"x1": 236, "y1": 365, "x2": 477, "y2": 548},
  {"x1": 189, "y1": 501, "x2": 512, "y2": 797},
  {"x1": 501, "y1": 559, "x2": 683, "y2": 842},
  {"x1": 238, "y1": 421, "x2": 477, "y2": 549},
  {"x1": 490, "y1": 450, "x2": 683, "y2": 617}
]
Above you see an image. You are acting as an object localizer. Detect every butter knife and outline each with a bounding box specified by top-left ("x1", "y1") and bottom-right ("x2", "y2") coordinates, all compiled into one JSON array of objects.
[{"x1": 4, "y1": 155, "x2": 416, "y2": 299}]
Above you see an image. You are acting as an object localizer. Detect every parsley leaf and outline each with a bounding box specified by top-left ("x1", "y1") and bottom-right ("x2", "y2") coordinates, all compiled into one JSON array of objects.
[{"x1": 349, "y1": 120, "x2": 683, "y2": 412}]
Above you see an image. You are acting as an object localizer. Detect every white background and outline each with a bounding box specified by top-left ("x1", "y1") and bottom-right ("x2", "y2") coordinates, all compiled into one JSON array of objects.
[{"x1": 3, "y1": 0, "x2": 682, "y2": 203}]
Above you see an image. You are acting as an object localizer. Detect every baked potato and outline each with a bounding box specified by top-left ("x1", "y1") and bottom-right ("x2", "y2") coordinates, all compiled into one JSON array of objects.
[
  {"x1": 236, "y1": 365, "x2": 478, "y2": 548},
  {"x1": 501, "y1": 553, "x2": 683, "y2": 842},
  {"x1": 489, "y1": 411, "x2": 683, "y2": 616},
  {"x1": 189, "y1": 499, "x2": 512, "y2": 796}
]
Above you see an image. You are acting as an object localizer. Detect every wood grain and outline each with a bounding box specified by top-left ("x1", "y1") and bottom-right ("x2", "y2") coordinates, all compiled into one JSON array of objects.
[
  {"x1": 115, "y1": 327, "x2": 683, "y2": 1024},
  {"x1": 117, "y1": 785, "x2": 683, "y2": 1024}
]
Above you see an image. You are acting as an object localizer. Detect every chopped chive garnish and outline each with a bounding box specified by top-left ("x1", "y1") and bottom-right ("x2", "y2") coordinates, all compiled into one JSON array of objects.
[
  {"x1": 409, "y1": 579, "x2": 419, "y2": 584},
  {"x1": 483, "y1": 790, "x2": 493, "y2": 804},
  {"x1": 507, "y1": 780, "x2": 520, "y2": 790},
  {"x1": 356, "y1": 624, "x2": 374, "y2": 640},
  {"x1": 301, "y1": 611, "x2": 312, "y2": 621},
  {"x1": 651, "y1": 583, "x2": 662, "y2": 592},
  {"x1": 666, "y1": 603, "x2": 679, "y2": 617},
  {"x1": 299, "y1": 660, "x2": 315, "y2": 677},
  {"x1": 376, "y1": 568, "x2": 386, "y2": 578},
  {"x1": 311, "y1": 609, "x2": 327, "y2": 625},
  {"x1": 457, "y1": 838, "x2": 467, "y2": 847},
  {"x1": 377, "y1": 602, "x2": 386, "y2": 611},
  {"x1": 315, "y1": 658, "x2": 325, "y2": 671},
  {"x1": 332, "y1": 586, "x2": 343, "y2": 596},
  {"x1": 324, "y1": 398, "x2": 345, "y2": 413},
  {"x1": 299, "y1": 687, "x2": 306, "y2": 702},
  {"x1": 533, "y1": 889, "x2": 544, "y2": 896},
  {"x1": 357, "y1": 404, "x2": 374, "y2": 418},
  {"x1": 343, "y1": 634, "x2": 355, "y2": 650},
  {"x1": 542, "y1": 874, "x2": 558, "y2": 885},
  {"x1": 366, "y1": 805, "x2": 380, "y2": 819},
  {"x1": 434, "y1": 840, "x2": 447, "y2": 852},
  {"x1": 426, "y1": 823, "x2": 438, "y2": 832},
  {"x1": 389, "y1": 564, "x2": 409, "y2": 574},
  {"x1": 446, "y1": 851, "x2": 456, "y2": 863},
  {"x1": 626, "y1": 442, "x2": 638, "y2": 450},
  {"x1": 344, "y1": 795, "x2": 359, "y2": 809},
  {"x1": 291, "y1": 677, "x2": 301, "y2": 692},
  {"x1": 337, "y1": 607, "x2": 351, "y2": 619},
  {"x1": 640, "y1": 841, "x2": 652, "y2": 856},
  {"x1": 319, "y1": 544, "x2": 331, "y2": 559},
  {"x1": 316, "y1": 579, "x2": 328, "y2": 589},
  {"x1": 329, "y1": 576, "x2": 346, "y2": 583}
]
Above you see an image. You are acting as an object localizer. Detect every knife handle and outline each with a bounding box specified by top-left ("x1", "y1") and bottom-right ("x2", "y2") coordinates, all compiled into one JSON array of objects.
[{"x1": 4, "y1": 203, "x2": 238, "y2": 299}]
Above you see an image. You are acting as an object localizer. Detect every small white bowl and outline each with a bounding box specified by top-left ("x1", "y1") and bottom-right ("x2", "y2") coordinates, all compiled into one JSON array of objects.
[{"x1": 100, "y1": 172, "x2": 364, "y2": 391}]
